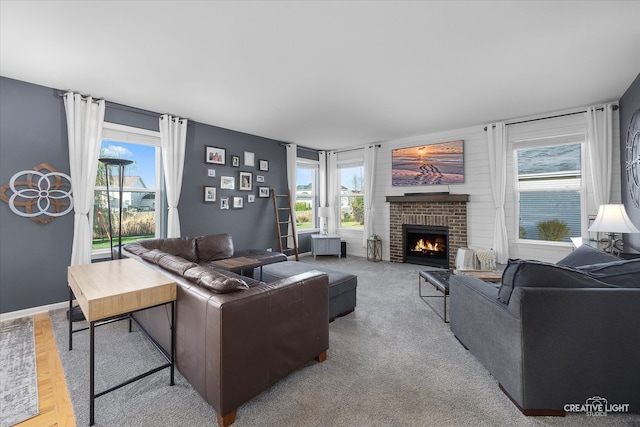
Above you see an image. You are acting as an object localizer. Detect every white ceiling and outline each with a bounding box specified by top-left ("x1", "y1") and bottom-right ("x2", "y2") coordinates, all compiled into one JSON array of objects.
[{"x1": 1, "y1": 1, "x2": 639, "y2": 151}]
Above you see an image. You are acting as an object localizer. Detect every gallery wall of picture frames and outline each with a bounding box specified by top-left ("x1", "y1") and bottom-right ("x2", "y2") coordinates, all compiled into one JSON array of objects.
[{"x1": 203, "y1": 146, "x2": 271, "y2": 210}]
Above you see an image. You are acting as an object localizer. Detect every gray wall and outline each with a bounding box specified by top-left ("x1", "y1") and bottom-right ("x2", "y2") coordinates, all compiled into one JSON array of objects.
[
  {"x1": 619, "y1": 72, "x2": 640, "y2": 253},
  {"x1": 0, "y1": 76, "x2": 290, "y2": 314}
]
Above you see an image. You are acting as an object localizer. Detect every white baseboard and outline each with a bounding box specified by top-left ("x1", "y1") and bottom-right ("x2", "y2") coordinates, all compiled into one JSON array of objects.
[{"x1": 0, "y1": 301, "x2": 68, "y2": 322}]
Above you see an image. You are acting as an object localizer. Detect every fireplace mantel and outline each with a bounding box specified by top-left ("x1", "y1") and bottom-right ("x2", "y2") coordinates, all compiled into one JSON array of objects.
[{"x1": 385, "y1": 193, "x2": 469, "y2": 203}]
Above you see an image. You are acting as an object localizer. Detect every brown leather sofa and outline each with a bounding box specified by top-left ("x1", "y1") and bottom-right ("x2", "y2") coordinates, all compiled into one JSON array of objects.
[{"x1": 121, "y1": 234, "x2": 329, "y2": 427}]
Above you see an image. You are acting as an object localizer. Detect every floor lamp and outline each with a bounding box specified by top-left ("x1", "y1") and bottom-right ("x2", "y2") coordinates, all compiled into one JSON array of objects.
[{"x1": 99, "y1": 158, "x2": 133, "y2": 260}]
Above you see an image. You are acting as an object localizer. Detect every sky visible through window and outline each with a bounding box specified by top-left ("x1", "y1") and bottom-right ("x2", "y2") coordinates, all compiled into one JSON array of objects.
[
  {"x1": 297, "y1": 167, "x2": 362, "y2": 189},
  {"x1": 100, "y1": 140, "x2": 156, "y2": 188}
]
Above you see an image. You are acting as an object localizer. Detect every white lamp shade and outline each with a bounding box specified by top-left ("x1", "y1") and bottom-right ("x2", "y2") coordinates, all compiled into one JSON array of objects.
[
  {"x1": 588, "y1": 204, "x2": 640, "y2": 233},
  {"x1": 318, "y1": 206, "x2": 331, "y2": 218}
]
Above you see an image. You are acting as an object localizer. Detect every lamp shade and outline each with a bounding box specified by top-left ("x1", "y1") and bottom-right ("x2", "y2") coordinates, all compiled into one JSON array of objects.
[
  {"x1": 588, "y1": 204, "x2": 640, "y2": 233},
  {"x1": 318, "y1": 206, "x2": 331, "y2": 218}
]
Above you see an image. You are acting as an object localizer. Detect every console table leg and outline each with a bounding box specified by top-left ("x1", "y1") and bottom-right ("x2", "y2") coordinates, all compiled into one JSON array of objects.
[
  {"x1": 89, "y1": 322, "x2": 95, "y2": 426},
  {"x1": 68, "y1": 288, "x2": 73, "y2": 351},
  {"x1": 170, "y1": 301, "x2": 175, "y2": 386}
]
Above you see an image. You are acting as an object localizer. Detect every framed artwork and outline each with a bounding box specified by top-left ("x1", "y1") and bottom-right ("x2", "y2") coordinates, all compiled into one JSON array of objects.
[
  {"x1": 259, "y1": 159, "x2": 269, "y2": 171},
  {"x1": 220, "y1": 198, "x2": 229, "y2": 210},
  {"x1": 256, "y1": 175, "x2": 265, "y2": 183},
  {"x1": 244, "y1": 151, "x2": 255, "y2": 167},
  {"x1": 204, "y1": 186, "x2": 216, "y2": 202},
  {"x1": 258, "y1": 186, "x2": 270, "y2": 198},
  {"x1": 247, "y1": 194, "x2": 255, "y2": 203},
  {"x1": 231, "y1": 155, "x2": 240, "y2": 167},
  {"x1": 220, "y1": 176, "x2": 235, "y2": 190},
  {"x1": 233, "y1": 196, "x2": 243, "y2": 209},
  {"x1": 206, "y1": 146, "x2": 225, "y2": 165},
  {"x1": 207, "y1": 169, "x2": 216, "y2": 177},
  {"x1": 391, "y1": 140, "x2": 464, "y2": 186},
  {"x1": 239, "y1": 171, "x2": 252, "y2": 191}
]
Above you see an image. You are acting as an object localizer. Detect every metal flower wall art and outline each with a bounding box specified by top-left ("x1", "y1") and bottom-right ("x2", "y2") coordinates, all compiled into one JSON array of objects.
[{"x1": 0, "y1": 163, "x2": 73, "y2": 225}]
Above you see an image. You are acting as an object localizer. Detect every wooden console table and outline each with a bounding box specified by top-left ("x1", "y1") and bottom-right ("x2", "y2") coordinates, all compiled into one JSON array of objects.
[{"x1": 68, "y1": 258, "x2": 176, "y2": 426}]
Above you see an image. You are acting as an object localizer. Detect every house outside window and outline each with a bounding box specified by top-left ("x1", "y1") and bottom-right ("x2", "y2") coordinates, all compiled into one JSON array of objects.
[
  {"x1": 339, "y1": 163, "x2": 364, "y2": 229},
  {"x1": 295, "y1": 159, "x2": 319, "y2": 230},
  {"x1": 515, "y1": 137, "x2": 585, "y2": 243},
  {"x1": 92, "y1": 123, "x2": 161, "y2": 256}
]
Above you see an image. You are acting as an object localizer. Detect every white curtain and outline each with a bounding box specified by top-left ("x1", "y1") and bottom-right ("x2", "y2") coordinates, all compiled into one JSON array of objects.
[
  {"x1": 487, "y1": 122, "x2": 509, "y2": 264},
  {"x1": 318, "y1": 151, "x2": 327, "y2": 207},
  {"x1": 286, "y1": 144, "x2": 297, "y2": 248},
  {"x1": 585, "y1": 104, "x2": 613, "y2": 208},
  {"x1": 327, "y1": 151, "x2": 339, "y2": 235},
  {"x1": 362, "y1": 145, "x2": 377, "y2": 247},
  {"x1": 159, "y1": 115, "x2": 188, "y2": 238},
  {"x1": 64, "y1": 92, "x2": 105, "y2": 266}
]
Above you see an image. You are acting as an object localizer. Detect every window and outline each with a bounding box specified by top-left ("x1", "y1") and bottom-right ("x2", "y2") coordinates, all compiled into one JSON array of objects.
[
  {"x1": 295, "y1": 160, "x2": 319, "y2": 230},
  {"x1": 92, "y1": 123, "x2": 161, "y2": 255},
  {"x1": 515, "y1": 138, "x2": 584, "y2": 243},
  {"x1": 339, "y1": 164, "x2": 364, "y2": 229}
]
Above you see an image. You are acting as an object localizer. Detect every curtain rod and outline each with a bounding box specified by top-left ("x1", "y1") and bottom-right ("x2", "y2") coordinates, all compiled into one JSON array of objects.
[
  {"x1": 333, "y1": 144, "x2": 381, "y2": 154},
  {"x1": 483, "y1": 105, "x2": 619, "y2": 131},
  {"x1": 56, "y1": 90, "x2": 178, "y2": 120}
]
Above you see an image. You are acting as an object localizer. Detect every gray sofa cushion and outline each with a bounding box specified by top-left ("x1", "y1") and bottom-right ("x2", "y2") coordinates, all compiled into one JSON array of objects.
[
  {"x1": 498, "y1": 259, "x2": 617, "y2": 304},
  {"x1": 576, "y1": 258, "x2": 640, "y2": 287},
  {"x1": 183, "y1": 266, "x2": 248, "y2": 293},
  {"x1": 195, "y1": 234, "x2": 234, "y2": 263},
  {"x1": 556, "y1": 244, "x2": 620, "y2": 267}
]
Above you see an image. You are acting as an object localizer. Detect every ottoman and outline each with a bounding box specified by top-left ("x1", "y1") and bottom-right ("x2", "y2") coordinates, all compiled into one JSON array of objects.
[{"x1": 261, "y1": 261, "x2": 357, "y2": 321}]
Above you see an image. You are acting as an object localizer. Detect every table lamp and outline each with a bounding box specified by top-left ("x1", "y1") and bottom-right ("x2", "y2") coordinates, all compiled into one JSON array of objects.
[
  {"x1": 318, "y1": 206, "x2": 331, "y2": 235},
  {"x1": 588, "y1": 204, "x2": 640, "y2": 254}
]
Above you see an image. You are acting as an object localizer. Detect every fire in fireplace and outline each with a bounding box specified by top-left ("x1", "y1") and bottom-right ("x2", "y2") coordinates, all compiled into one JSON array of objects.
[{"x1": 403, "y1": 224, "x2": 449, "y2": 268}]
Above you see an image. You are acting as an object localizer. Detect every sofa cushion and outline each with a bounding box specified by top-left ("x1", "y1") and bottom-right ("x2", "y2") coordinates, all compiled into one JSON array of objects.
[
  {"x1": 157, "y1": 253, "x2": 198, "y2": 276},
  {"x1": 498, "y1": 259, "x2": 616, "y2": 304},
  {"x1": 138, "y1": 237, "x2": 198, "y2": 263},
  {"x1": 183, "y1": 266, "x2": 249, "y2": 293},
  {"x1": 123, "y1": 242, "x2": 149, "y2": 256},
  {"x1": 576, "y1": 258, "x2": 640, "y2": 287},
  {"x1": 140, "y1": 249, "x2": 169, "y2": 264},
  {"x1": 556, "y1": 244, "x2": 620, "y2": 267},
  {"x1": 196, "y1": 234, "x2": 234, "y2": 263}
]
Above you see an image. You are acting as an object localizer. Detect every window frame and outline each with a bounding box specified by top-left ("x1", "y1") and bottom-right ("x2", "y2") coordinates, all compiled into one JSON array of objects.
[
  {"x1": 337, "y1": 159, "x2": 365, "y2": 231},
  {"x1": 513, "y1": 134, "x2": 587, "y2": 246},
  {"x1": 91, "y1": 122, "x2": 162, "y2": 258},
  {"x1": 295, "y1": 158, "x2": 320, "y2": 232}
]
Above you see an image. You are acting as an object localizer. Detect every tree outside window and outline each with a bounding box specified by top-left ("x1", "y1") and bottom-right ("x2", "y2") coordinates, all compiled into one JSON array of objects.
[{"x1": 340, "y1": 165, "x2": 364, "y2": 229}]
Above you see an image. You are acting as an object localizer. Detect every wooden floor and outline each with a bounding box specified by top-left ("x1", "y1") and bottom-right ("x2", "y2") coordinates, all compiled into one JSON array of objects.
[{"x1": 15, "y1": 313, "x2": 76, "y2": 427}]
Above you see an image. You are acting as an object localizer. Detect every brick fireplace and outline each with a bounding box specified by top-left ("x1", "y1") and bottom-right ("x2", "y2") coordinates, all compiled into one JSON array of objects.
[{"x1": 386, "y1": 193, "x2": 469, "y2": 268}]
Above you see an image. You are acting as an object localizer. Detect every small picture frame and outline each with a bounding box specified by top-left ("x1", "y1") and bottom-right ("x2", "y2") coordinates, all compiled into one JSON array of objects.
[
  {"x1": 247, "y1": 194, "x2": 255, "y2": 203},
  {"x1": 233, "y1": 196, "x2": 244, "y2": 209},
  {"x1": 220, "y1": 198, "x2": 229, "y2": 210},
  {"x1": 256, "y1": 175, "x2": 265, "y2": 183},
  {"x1": 258, "y1": 187, "x2": 270, "y2": 198},
  {"x1": 244, "y1": 151, "x2": 255, "y2": 167},
  {"x1": 239, "y1": 171, "x2": 252, "y2": 191},
  {"x1": 204, "y1": 186, "x2": 216, "y2": 202},
  {"x1": 220, "y1": 176, "x2": 235, "y2": 190},
  {"x1": 231, "y1": 155, "x2": 240, "y2": 167},
  {"x1": 207, "y1": 169, "x2": 216, "y2": 177},
  {"x1": 259, "y1": 159, "x2": 269, "y2": 171},
  {"x1": 206, "y1": 146, "x2": 225, "y2": 165}
]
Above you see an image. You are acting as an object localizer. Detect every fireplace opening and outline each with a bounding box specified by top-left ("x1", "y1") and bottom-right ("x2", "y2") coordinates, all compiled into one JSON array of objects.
[{"x1": 403, "y1": 224, "x2": 449, "y2": 268}]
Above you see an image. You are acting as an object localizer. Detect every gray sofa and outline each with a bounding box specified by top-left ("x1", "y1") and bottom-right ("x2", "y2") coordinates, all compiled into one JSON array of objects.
[{"x1": 450, "y1": 245, "x2": 640, "y2": 415}]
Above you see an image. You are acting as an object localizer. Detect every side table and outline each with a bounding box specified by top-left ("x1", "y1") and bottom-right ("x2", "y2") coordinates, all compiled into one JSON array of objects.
[
  {"x1": 311, "y1": 234, "x2": 342, "y2": 259},
  {"x1": 68, "y1": 258, "x2": 176, "y2": 426},
  {"x1": 209, "y1": 256, "x2": 263, "y2": 280}
]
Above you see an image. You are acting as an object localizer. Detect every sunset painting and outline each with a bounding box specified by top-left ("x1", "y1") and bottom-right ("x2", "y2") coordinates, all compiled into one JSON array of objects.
[{"x1": 392, "y1": 140, "x2": 464, "y2": 186}]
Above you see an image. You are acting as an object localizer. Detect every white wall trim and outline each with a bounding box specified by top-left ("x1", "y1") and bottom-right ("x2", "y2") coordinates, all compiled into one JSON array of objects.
[{"x1": 0, "y1": 301, "x2": 68, "y2": 322}]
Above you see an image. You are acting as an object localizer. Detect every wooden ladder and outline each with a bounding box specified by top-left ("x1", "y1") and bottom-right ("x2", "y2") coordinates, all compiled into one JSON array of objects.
[{"x1": 271, "y1": 188, "x2": 299, "y2": 261}]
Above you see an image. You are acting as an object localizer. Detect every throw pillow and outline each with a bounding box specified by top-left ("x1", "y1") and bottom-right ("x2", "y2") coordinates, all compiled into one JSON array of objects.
[
  {"x1": 195, "y1": 234, "x2": 234, "y2": 263},
  {"x1": 576, "y1": 258, "x2": 640, "y2": 287},
  {"x1": 183, "y1": 266, "x2": 249, "y2": 293},
  {"x1": 556, "y1": 244, "x2": 621, "y2": 267},
  {"x1": 498, "y1": 259, "x2": 616, "y2": 304}
]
